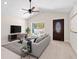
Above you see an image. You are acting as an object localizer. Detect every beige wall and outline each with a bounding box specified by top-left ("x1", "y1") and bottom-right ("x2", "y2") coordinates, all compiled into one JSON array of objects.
[{"x1": 26, "y1": 11, "x2": 70, "y2": 42}]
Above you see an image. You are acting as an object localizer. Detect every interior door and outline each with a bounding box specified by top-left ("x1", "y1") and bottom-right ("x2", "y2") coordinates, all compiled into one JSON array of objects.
[{"x1": 53, "y1": 19, "x2": 64, "y2": 41}]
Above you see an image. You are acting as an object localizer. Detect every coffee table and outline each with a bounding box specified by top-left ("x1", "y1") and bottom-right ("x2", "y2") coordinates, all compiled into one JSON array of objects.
[{"x1": 21, "y1": 44, "x2": 31, "y2": 59}]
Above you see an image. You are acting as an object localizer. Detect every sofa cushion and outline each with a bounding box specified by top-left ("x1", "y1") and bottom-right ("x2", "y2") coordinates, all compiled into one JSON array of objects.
[
  {"x1": 35, "y1": 37, "x2": 43, "y2": 43},
  {"x1": 41, "y1": 34, "x2": 48, "y2": 39},
  {"x1": 35, "y1": 34, "x2": 48, "y2": 43}
]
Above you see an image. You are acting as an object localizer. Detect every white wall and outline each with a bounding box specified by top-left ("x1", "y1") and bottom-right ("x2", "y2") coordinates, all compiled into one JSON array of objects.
[
  {"x1": 69, "y1": 5, "x2": 77, "y2": 53},
  {"x1": 26, "y1": 11, "x2": 70, "y2": 42},
  {"x1": 70, "y1": 32, "x2": 77, "y2": 52},
  {"x1": 1, "y1": 16, "x2": 27, "y2": 45},
  {"x1": 1, "y1": 47, "x2": 20, "y2": 59}
]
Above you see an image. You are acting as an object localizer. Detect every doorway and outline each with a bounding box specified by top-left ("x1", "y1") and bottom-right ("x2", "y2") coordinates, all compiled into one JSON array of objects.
[{"x1": 53, "y1": 19, "x2": 64, "y2": 41}]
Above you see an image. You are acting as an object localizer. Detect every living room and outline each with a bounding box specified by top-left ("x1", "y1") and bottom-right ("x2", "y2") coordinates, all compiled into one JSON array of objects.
[{"x1": 1, "y1": 0, "x2": 77, "y2": 59}]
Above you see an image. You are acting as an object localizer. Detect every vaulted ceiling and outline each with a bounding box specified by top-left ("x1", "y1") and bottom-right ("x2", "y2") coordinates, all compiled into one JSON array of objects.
[{"x1": 1, "y1": 0, "x2": 76, "y2": 18}]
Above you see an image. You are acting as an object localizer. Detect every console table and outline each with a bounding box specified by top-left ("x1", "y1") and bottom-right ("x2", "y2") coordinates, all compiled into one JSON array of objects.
[{"x1": 8, "y1": 33, "x2": 27, "y2": 42}]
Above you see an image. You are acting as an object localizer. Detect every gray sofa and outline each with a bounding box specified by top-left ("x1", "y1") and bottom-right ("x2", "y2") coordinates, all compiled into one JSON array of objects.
[
  {"x1": 30, "y1": 34, "x2": 50, "y2": 58},
  {"x1": 2, "y1": 34, "x2": 50, "y2": 59}
]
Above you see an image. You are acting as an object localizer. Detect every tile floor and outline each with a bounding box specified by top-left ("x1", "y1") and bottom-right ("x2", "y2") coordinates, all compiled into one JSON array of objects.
[{"x1": 22, "y1": 41, "x2": 76, "y2": 59}]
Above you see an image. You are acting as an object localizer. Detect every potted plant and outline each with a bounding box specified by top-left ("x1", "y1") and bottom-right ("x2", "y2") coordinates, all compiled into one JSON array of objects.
[{"x1": 26, "y1": 27, "x2": 30, "y2": 37}]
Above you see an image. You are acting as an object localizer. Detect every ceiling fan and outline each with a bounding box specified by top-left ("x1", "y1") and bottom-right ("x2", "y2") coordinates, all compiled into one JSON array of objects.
[{"x1": 22, "y1": 0, "x2": 39, "y2": 14}]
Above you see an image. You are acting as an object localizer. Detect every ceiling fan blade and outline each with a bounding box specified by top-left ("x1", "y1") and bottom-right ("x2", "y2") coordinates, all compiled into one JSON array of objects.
[
  {"x1": 32, "y1": 11, "x2": 39, "y2": 12},
  {"x1": 32, "y1": 7, "x2": 35, "y2": 10},
  {"x1": 24, "y1": 12, "x2": 29, "y2": 14},
  {"x1": 22, "y1": 8, "x2": 28, "y2": 11}
]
